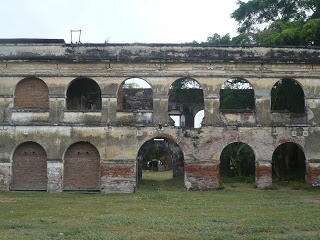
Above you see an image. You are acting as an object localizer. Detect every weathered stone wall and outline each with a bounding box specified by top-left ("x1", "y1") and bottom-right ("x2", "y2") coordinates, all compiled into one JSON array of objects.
[{"x1": 0, "y1": 43, "x2": 319, "y2": 193}]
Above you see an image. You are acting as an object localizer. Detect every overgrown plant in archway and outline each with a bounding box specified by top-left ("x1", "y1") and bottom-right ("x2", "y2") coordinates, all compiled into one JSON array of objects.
[
  {"x1": 271, "y1": 79, "x2": 305, "y2": 113},
  {"x1": 220, "y1": 78, "x2": 255, "y2": 111},
  {"x1": 220, "y1": 142, "x2": 255, "y2": 178}
]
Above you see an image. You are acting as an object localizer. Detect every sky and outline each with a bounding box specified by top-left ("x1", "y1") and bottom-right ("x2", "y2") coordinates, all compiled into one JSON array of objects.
[{"x1": 0, "y1": 0, "x2": 239, "y2": 43}]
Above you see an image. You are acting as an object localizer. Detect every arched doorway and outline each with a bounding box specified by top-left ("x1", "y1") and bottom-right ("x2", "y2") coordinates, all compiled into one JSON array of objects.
[
  {"x1": 12, "y1": 142, "x2": 48, "y2": 191},
  {"x1": 272, "y1": 142, "x2": 306, "y2": 182},
  {"x1": 220, "y1": 142, "x2": 255, "y2": 182},
  {"x1": 66, "y1": 78, "x2": 102, "y2": 111},
  {"x1": 136, "y1": 137, "x2": 184, "y2": 187},
  {"x1": 168, "y1": 78, "x2": 204, "y2": 128},
  {"x1": 63, "y1": 142, "x2": 100, "y2": 191}
]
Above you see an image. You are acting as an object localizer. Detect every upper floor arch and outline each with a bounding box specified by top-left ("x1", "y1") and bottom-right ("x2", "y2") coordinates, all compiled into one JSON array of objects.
[
  {"x1": 168, "y1": 78, "x2": 204, "y2": 128},
  {"x1": 14, "y1": 77, "x2": 49, "y2": 110},
  {"x1": 66, "y1": 78, "x2": 102, "y2": 111},
  {"x1": 219, "y1": 77, "x2": 255, "y2": 112},
  {"x1": 271, "y1": 78, "x2": 305, "y2": 113},
  {"x1": 117, "y1": 78, "x2": 153, "y2": 112}
]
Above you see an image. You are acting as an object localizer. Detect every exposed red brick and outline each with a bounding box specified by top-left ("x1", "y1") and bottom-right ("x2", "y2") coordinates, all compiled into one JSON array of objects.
[
  {"x1": 64, "y1": 142, "x2": 100, "y2": 191},
  {"x1": 184, "y1": 162, "x2": 220, "y2": 190},
  {"x1": 100, "y1": 163, "x2": 135, "y2": 178},
  {"x1": 12, "y1": 142, "x2": 47, "y2": 191},
  {"x1": 306, "y1": 165, "x2": 320, "y2": 186},
  {"x1": 14, "y1": 78, "x2": 49, "y2": 109},
  {"x1": 256, "y1": 165, "x2": 272, "y2": 178}
]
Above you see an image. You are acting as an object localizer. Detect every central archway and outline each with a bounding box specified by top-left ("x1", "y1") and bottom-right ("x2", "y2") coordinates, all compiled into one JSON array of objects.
[{"x1": 136, "y1": 137, "x2": 184, "y2": 187}]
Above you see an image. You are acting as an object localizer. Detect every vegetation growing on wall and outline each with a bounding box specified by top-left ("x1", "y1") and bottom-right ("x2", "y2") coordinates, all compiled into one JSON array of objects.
[{"x1": 271, "y1": 79, "x2": 305, "y2": 113}]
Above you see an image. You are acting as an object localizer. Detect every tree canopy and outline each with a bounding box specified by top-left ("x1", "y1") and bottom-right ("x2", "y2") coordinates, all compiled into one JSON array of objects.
[{"x1": 196, "y1": 0, "x2": 320, "y2": 46}]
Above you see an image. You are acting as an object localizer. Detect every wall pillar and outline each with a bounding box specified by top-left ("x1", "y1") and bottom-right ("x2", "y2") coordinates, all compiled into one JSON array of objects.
[
  {"x1": 100, "y1": 160, "x2": 136, "y2": 193},
  {"x1": 306, "y1": 161, "x2": 320, "y2": 187},
  {"x1": 255, "y1": 161, "x2": 272, "y2": 189},
  {"x1": 184, "y1": 160, "x2": 220, "y2": 190},
  {"x1": 0, "y1": 163, "x2": 10, "y2": 190},
  {"x1": 47, "y1": 161, "x2": 63, "y2": 192}
]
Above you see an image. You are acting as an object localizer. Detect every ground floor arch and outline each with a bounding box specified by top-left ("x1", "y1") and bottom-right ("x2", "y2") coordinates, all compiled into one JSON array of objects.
[
  {"x1": 272, "y1": 142, "x2": 306, "y2": 182},
  {"x1": 12, "y1": 142, "x2": 48, "y2": 191},
  {"x1": 63, "y1": 142, "x2": 100, "y2": 191},
  {"x1": 136, "y1": 137, "x2": 184, "y2": 184},
  {"x1": 220, "y1": 142, "x2": 255, "y2": 181}
]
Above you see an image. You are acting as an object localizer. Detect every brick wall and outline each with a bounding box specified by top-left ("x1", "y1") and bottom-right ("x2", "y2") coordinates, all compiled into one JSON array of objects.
[
  {"x1": 63, "y1": 142, "x2": 100, "y2": 191},
  {"x1": 12, "y1": 142, "x2": 47, "y2": 190},
  {"x1": 14, "y1": 78, "x2": 49, "y2": 109}
]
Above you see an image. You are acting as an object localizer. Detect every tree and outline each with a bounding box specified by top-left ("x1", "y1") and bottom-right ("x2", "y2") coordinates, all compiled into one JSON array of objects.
[
  {"x1": 232, "y1": 0, "x2": 320, "y2": 33},
  {"x1": 200, "y1": 0, "x2": 320, "y2": 46}
]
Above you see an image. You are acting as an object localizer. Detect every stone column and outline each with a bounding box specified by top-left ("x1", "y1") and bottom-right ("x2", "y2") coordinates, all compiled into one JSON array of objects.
[
  {"x1": 184, "y1": 160, "x2": 220, "y2": 190},
  {"x1": 0, "y1": 163, "x2": 10, "y2": 190},
  {"x1": 100, "y1": 160, "x2": 136, "y2": 194},
  {"x1": 47, "y1": 161, "x2": 63, "y2": 192},
  {"x1": 306, "y1": 161, "x2": 320, "y2": 187},
  {"x1": 255, "y1": 161, "x2": 272, "y2": 189}
]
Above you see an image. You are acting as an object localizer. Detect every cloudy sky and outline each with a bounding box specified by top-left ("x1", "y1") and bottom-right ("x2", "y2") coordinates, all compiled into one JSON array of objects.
[{"x1": 0, "y1": 0, "x2": 239, "y2": 43}]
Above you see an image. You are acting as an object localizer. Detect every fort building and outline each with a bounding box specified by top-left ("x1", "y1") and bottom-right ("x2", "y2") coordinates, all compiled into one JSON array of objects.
[{"x1": 0, "y1": 39, "x2": 320, "y2": 193}]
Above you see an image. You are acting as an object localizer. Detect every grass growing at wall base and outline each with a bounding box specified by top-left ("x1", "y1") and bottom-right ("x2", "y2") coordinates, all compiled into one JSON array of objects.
[{"x1": 0, "y1": 171, "x2": 319, "y2": 240}]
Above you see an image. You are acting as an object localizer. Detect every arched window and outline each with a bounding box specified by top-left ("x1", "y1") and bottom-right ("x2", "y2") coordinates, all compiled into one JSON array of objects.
[
  {"x1": 220, "y1": 78, "x2": 255, "y2": 111},
  {"x1": 220, "y1": 142, "x2": 255, "y2": 181},
  {"x1": 271, "y1": 78, "x2": 305, "y2": 113},
  {"x1": 168, "y1": 78, "x2": 204, "y2": 128},
  {"x1": 66, "y1": 78, "x2": 102, "y2": 111},
  {"x1": 272, "y1": 142, "x2": 306, "y2": 182},
  {"x1": 14, "y1": 77, "x2": 49, "y2": 109},
  {"x1": 117, "y1": 78, "x2": 153, "y2": 111}
]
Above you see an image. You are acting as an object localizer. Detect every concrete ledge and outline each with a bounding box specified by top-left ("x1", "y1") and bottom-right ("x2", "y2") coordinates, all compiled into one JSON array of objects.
[
  {"x1": 62, "y1": 111, "x2": 102, "y2": 124},
  {"x1": 11, "y1": 111, "x2": 49, "y2": 124}
]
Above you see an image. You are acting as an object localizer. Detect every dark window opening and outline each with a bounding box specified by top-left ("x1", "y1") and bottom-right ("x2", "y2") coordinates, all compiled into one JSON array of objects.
[
  {"x1": 220, "y1": 78, "x2": 255, "y2": 112},
  {"x1": 272, "y1": 142, "x2": 306, "y2": 182},
  {"x1": 117, "y1": 78, "x2": 153, "y2": 112},
  {"x1": 168, "y1": 78, "x2": 204, "y2": 128},
  {"x1": 66, "y1": 78, "x2": 102, "y2": 111},
  {"x1": 271, "y1": 79, "x2": 305, "y2": 113},
  {"x1": 220, "y1": 142, "x2": 255, "y2": 182},
  {"x1": 137, "y1": 137, "x2": 184, "y2": 186}
]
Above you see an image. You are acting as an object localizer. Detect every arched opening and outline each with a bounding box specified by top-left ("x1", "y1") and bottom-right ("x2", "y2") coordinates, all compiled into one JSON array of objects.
[
  {"x1": 63, "y1": 142, "x2": 100, "y2": 191},
  {"x1": 117, "y1": 78, "x2": 153, "y2": 111},
  {"x1": 271, "y1": 78, "x2": 305, "y2": 113},
  {"x1": 272, "y1": 142, "x2": 306, "y2": 182},
  {"x1": 66, "y1": 78, "x2": 102, "y2": 111},
  {"x1": 168, "y1": 78, "x2": 204, "y2": 128},
  {"x1": 137, "y1": 137, "x2": 184, "y2": 188},
  {"x1": 12, "y1": 142, "x2": 47, "y2": 191},
  {"x1": 14, "y1": 77, "x2": 49, "y2": 109},
  {"x1": 220, "y1": 142, "x2": 255, "y2": 182},
  {"x1": 220, "y1": 78, "x2": 255, "y2": 111}
]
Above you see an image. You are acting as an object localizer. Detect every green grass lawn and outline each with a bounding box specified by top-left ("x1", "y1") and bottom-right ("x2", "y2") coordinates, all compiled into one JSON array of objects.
[{"x1": 0, "y1": 171, "x2": 319, "y2": 240}]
